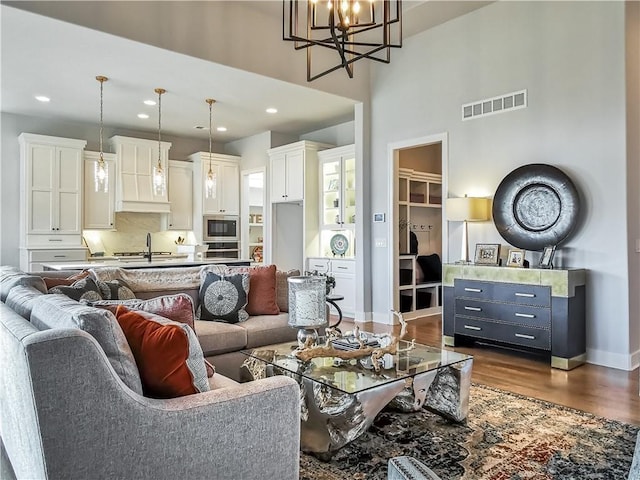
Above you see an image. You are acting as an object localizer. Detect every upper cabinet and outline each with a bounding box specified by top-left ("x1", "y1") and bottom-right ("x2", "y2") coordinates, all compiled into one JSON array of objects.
[
  {"x1": 109, "y1": 136, "x2": 171, "y2": 213},
  {"x1": 83, "y1": 151, "x2": 116, "y2": 230},
  {"x1": 268, "y1": 141, "x2": 333, "y2": 203},
  {"x1": 318, "y1": 144, "x2": 356, "y2": 230},
  {"x1": 165, "y1": 160, "x2": 193, "y2": 231},
  {"x1": 189, "y1": 152, "x2": 240, "y2": 216},
  {"x1": 19, "y1": 133, "x2": 86, "y2": 247}
]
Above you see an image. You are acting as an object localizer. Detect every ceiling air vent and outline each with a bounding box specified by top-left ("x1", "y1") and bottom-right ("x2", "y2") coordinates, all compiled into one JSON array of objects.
[{"x1": 462, "y1": 89, "x2": 527, "y2": 121}]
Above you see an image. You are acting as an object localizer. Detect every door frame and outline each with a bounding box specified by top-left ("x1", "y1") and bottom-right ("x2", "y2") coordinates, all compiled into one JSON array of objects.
[
  {"x1": 240, "y1": 167, "x2": 267, "y2": 263},
  {"x1": 386, "y1": 132, "x2": 449, "y2": 324}
]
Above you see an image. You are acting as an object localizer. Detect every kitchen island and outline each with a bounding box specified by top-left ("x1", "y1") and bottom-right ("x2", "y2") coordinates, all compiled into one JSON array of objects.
[{"x1": 40, "y1": 257, "x2": 251, "y2": 271}]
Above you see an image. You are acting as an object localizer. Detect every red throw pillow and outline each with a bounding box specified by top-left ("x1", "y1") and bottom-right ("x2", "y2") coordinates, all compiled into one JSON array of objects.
[
  {"x1": 227, "y1": 264, "x2": 279, "y2": 315},
  {"x1": 43, "y1": 270, "x2": 90, "y2": 290},
  {"x1": 114, "y1": 305, "x2": 206, "y2": 398}
]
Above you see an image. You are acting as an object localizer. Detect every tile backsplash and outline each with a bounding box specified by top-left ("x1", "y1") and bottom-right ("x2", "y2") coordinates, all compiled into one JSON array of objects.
[{"x1": 83, "y1": 212, "x2": 196, "y2": 255}]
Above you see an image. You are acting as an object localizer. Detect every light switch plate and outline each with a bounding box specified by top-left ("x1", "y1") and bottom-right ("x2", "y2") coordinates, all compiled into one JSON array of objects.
[{"x1": 375, "y1": 238, "x2": 387, "y2": 248}]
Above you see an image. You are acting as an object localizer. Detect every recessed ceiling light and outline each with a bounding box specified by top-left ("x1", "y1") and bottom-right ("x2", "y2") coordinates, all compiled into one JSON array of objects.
[
  {"x1": 35, "y1": 95, "x2": 50, "y2": 102},
  {"x1": 144, "y1": 100, "x2": 156, "y2": 106},
  {"x1": 266, "y1": 107, "x2": 278, "y2": 114},
  {"x1": 216, "y1": 126, "x2": 227, "y2": 132},
  {"x1": 137, "y1": 113, "x2": 149, "y2": 119}
]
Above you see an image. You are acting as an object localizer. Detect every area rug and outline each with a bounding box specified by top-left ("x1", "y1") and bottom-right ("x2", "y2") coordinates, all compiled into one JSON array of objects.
[{"x1": 299, "y1": 383, "x2": 639, "y2": 480}]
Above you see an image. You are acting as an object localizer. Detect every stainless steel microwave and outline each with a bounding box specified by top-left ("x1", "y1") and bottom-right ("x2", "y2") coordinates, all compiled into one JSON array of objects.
[{"x1": 203, "y1": 216, "x2": 239, "y2": 242}]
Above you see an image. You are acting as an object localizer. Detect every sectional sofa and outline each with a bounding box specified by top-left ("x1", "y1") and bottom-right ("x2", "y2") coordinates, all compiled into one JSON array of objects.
[{"x1": 0, "y1": 264, "x2": 301, "y2": 480}]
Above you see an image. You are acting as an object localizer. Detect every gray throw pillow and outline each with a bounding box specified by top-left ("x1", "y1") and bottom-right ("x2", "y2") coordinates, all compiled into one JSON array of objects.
[
  {"x1": 198, "y1": 272, "x2": 249, "y2": 324},
  {"x1": 5, "y1": 284, "x2": 44, "y2": 320},
  {"x1": 0, "y1": 269, "x2": 47, "y2": 302}
]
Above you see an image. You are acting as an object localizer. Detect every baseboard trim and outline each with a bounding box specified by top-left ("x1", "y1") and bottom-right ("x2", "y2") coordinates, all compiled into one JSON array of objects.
[{"x1": 587, "y1": 348, "x2": 638, "y2": 371}]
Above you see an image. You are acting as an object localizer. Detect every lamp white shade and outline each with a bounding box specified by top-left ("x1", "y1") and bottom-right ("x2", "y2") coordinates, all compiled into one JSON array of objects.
[{"x1": 446, "y1": 197, "x2": 490, "y2": 262}]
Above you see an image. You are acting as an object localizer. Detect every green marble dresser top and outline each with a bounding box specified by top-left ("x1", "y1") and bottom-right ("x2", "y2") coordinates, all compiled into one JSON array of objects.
[{"x1": 443, "y1": 264, "x2": 586, "y2": 297}]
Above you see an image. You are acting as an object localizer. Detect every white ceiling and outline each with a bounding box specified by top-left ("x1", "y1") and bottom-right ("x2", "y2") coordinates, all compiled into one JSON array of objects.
[{"x1": 1, "y1": 2, "x2": 490, "y2": 143}]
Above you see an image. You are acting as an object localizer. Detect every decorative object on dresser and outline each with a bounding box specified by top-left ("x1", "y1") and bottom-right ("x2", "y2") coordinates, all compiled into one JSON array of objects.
[
  {"x1": 445, "y1": 196, "x2": 490, "y2": 263},
  {"x1": 282, "y1": 0, "x2": 403, "y2": 82},
  {"x1": 538, "y1": 245, "x2": 556, "y2": 269},
  {"x1": 152, "y1": 87, "x2": 167, "y2": 196},
  {"x1": 473, "y1": 243, "x2": 500, "y2": 265},
  {"x1": 492, "y1": 163, "x2": 581, "y2": 252},
  {"x1": 507, "y1": 248, "x2": 525, "y2": 268},
  {"x1": 94, "y1": 75, "x2": 109, "y2": 193},
  {"x1": 442, "y1": 264, "x2": 586, "y2": 370}
]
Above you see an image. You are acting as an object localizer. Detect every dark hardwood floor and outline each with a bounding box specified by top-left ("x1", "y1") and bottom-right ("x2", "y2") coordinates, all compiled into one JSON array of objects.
[{"x1": 342, "y1": 314, "x2": 640, "y2": 426}]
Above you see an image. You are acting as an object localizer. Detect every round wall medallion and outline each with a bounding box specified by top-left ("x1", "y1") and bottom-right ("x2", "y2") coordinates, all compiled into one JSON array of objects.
[{"x1": 492, "y1": 164, "x2": 580, "y2": 251}]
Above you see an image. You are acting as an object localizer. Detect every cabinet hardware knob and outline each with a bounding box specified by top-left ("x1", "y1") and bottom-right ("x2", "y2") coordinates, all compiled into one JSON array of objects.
[
  {"x1": 515, "y1": 313, "x2": 535, "y2": 318},
  {"x1": 54, "y1": 255, "x2": 66, "y2": 258},
  {"x1": 515, "y1": 292, "x2": 535, "y2": 298},
  {"x1": 337, "y1": 266, "x2": 347, "y2": 270},
  {"x1": 464, "y1": 306, "x2": 482, "y2": 312},
  {"x1": 464, "y1": 288, "x2": 482, "y2": 293},
  {"x1": 48, "y1": 239, "x2": 62, "y2": 242},
  {"x1": 463, "y1": 325, "x2": 482, "y2": 331},
  {"x1": 515, "y1": 333, "x2": 535, "y2": 340}
]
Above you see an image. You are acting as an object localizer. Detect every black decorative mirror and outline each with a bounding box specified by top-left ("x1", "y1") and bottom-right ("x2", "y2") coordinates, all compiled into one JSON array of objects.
[{"x1": 492, "y1": 164, "x2": 580, "y2": 251}]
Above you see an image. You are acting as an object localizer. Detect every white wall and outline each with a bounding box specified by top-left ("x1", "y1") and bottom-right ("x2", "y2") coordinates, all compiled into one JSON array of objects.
[
  {"x1": 0, "y1": 112, "x2": 210, "y2": 267},
  {"x1": 369, "y1": 1, "x2": 633, "y2": 369}
]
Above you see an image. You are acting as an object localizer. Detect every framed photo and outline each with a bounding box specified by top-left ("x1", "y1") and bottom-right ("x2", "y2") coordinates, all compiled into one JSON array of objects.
[
  {"x1": 507, "y1": 248, "x2": 525, "y2": 268},
  {"x1": 474, "y1": 244, "x2": 501, "y2": 265},
  {"x1": 538, "y1": 245, "x2": 556, "y2": 269}
]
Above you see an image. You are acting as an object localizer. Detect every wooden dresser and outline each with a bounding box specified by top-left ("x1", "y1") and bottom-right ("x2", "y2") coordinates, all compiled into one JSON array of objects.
[{"x1": 442, "y1": 264, "x2": 586, "y2": 370}]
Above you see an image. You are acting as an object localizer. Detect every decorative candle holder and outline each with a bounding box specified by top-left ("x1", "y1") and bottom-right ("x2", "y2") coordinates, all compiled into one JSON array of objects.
[{"x1": 287, "y1": 275, "x2": 327, "y2": 348}]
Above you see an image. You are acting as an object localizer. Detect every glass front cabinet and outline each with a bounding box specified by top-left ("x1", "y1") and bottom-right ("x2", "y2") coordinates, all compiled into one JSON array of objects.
[{"x1": 319, "y1": 145, "x2": 356, "y2": 230}]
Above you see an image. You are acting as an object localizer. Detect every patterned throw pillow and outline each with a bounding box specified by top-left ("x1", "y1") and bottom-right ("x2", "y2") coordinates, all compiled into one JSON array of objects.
[
  {"x1": 96, "y1": 279, "x2": 136, "y2": 301},
  {"x1": 113, "y1": 306, "x2": 210, "y2": 399},
  {"x1": 48, "y1": 277, "x2": 103, "y2": 302},
  {"x1": 198, "y1": 272, "x2": 249, "y2": 324}
]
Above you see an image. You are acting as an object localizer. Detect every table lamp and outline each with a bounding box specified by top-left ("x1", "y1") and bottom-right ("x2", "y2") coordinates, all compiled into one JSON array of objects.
[
  {"x1": 446, "y1": 196, "x2": 490, "y2": 263},
  {"x1": 288, "y1": 275, "x2": 328, "y2": 348}
]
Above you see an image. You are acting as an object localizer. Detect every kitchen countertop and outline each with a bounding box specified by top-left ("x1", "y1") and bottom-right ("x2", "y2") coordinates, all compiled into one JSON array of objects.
[{"x1": 40, "y1": 258, "x2": 251, "y2": 271}]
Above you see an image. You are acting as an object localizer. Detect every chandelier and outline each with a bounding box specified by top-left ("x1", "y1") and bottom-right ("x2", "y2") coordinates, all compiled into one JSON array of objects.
[
  {"x1": 283, "y1": 0, "x2": 402, "y2": 81},
  {"x1": 94, "y1": 75, "x2": 109, "y2": 193},
  {"x1": 153, "y1": 87, "x2": 166, "y2": 196},
  {"x1": 205, "y1": 98, "x2": 217, "y2": 199}
]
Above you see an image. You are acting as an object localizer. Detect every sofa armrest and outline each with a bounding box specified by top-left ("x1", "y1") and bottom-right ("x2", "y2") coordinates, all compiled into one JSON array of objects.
[{"x1": 21, "y1": 329, "x2": 301, "y2": 480}]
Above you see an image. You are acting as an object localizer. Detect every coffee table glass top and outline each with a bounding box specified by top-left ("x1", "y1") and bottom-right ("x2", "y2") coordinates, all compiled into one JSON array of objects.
[{"x1": 241, "y1": 339, "x2": 472, "y2": 395}]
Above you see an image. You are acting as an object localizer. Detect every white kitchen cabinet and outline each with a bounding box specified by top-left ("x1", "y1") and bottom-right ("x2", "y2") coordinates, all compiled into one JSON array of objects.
[
  {"x1": 318, "y1": 144, "x2": 356, "y2": 230},
  {"x1": 20, "y1": 247, "x2": 88, "y2": 272},
  {"x1": 165, "y1": 160, "x2": 193, "y2": 231},
  {"x1": 306, "y1": 256, "x2": 356, "y2": 318},
  {"x1": 268, "y1": 141, "x2": 333, "y2": 272},
  {"x1": 189, "y1": 152, "x2": 241, "y2": 241},
  {"x1": 109, "y1": 136, "x2": 171, "y2": 213},
  {"x1": 83, "y1": 151, "x2": 116, "y2": 230},
  {"x1": 19, "y1": 133, "x2": 86, "y2": 249}
]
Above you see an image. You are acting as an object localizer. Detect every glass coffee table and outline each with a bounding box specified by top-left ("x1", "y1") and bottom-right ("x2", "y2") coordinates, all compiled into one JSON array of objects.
[{"x1": 241, "y1": 338, "x2": 473, "y2": 457}]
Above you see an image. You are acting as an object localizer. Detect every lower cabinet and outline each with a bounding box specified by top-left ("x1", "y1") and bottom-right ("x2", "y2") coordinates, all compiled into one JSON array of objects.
[
  {"x1": 442, "y1": 265, "x2": 586, "y2": 370},
  {"x1": 20, "y1": 247, "x2": 88, "y2": 272},
  {"x1": 306, "y1": 257, "x2": 355, "y2": 318}
]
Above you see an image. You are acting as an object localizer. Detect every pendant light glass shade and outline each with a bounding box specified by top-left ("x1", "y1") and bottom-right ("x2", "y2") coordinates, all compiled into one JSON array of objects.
[
  {"x1": 205, "y1": 98, "x2": 217, "y2": 199},
  {"x1": 94, "y1": 76, "x2": 109, "y2": 193},
  {"x1": 153, "y1": 88, "x2": 166, "y2": 196}
]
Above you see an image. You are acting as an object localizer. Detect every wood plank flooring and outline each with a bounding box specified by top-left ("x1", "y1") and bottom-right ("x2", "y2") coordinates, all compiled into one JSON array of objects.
[{"x1": 342, "y1": 314, "x2": 640, "y2": 426}]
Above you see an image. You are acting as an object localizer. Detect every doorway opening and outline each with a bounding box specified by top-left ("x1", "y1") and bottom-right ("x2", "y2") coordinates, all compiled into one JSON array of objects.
[{"x1": 387, "y1": 133, "x2": 448, "y2": 325}]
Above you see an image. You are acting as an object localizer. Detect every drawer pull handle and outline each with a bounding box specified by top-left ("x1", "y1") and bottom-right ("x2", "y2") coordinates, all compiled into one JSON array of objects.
[
  {"x1": 515, "y1": 333, "x2": 535, "y2": 340},
  {"x1": 53, "y1": 255, "x2": 67, "y2": 258},
  {"x1": 464, "y1": 288, "x2": 482, "y2": 293},
  {"x1": 515, "y1": 313, "x2": 535, "y2": 318},
  {"x1": 464, "y1": 325, "x2": 482, "y2": 331},
  {"x1": 464, "y1": 306, "x2": 482, "y2": 312},
  {"x1": 515, "y1": 293, "x2": 535, "y2": 298},
  {"x1": 337, "y1": 266, "x2": 348, "y2": 270},
  {"x1": 48, "y1": 239, "x2": 63, "y2": 242}
]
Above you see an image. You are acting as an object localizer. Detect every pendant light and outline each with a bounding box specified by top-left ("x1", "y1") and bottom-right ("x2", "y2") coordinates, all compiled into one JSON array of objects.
[
  {"x1": 94, "y1": 75, "x2": 109, "y2": 193},
  {"x1": 153, "y1": 87, "x2": 166, "y2": 196},
  {"x1": 205, "y1": 98, "x2": 217, "y2": 199}
]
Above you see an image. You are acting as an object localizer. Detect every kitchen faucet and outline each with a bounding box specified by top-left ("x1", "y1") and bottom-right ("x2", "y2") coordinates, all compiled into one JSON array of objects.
[{"x1": 144, "y1": 233, "x2": 152, "y2": 262}]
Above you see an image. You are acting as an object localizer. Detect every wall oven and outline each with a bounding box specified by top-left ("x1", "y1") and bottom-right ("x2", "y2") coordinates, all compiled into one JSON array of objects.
[{"x1": 203, "y1": 216, "x2": 239, "y2": 242}]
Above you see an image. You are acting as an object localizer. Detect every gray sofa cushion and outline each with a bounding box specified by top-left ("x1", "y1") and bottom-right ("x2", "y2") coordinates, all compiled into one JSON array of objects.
[
  {"x1": 5, "y1": 285, "x2": 44, "y2": 320},
  {"x1": 241, "y1": 313, "x2": 297, "y2": 349},
  {"x1": 194, "y1": 319, "x2": 247, "y2": 356},
  {"x1": 31, "y1": 294, "x2": 143, "y2": 395},
  {"x1": 0, "y1": 268, "x2": 47, "y2": 302}
]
